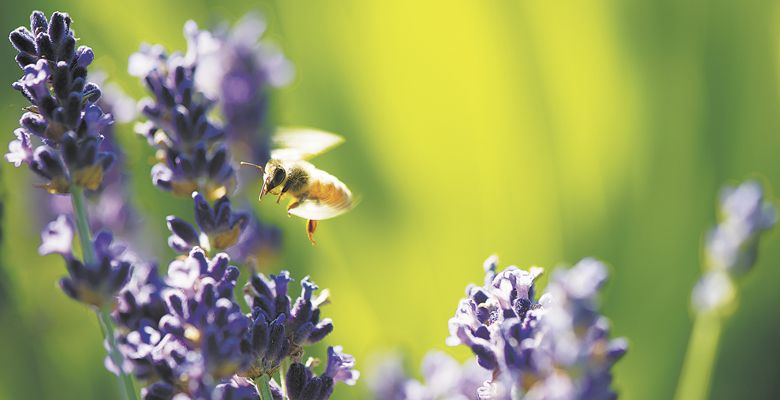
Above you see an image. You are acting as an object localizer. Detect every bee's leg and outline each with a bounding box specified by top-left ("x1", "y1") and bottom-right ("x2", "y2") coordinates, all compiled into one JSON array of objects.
[
  {"x1": 286, "y1": 194, "x2": 307, "y2": 217},
  {"x1": 306, "y1": 220, "x2": 319, "y2": 245},
  {"x1": 286, "y1": 200, "x2": 300, "y2": 217}
]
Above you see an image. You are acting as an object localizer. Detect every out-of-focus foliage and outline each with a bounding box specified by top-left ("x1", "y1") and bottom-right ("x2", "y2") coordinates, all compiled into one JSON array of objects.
[{"x1": 1, "y1": 1, "x2": 780, "y2": 399}]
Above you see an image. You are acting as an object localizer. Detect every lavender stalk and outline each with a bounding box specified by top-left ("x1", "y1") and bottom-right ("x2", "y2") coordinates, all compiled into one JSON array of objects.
[
  {"x1": 255, "y1": 374, "x2": 274, "y2": 400},
  {"x1": 675, "y1": 181, "x2": 776, "y2": 400},
  {"x1": 71, "y1": 187, "x2": 137, "y2": 400},
  {"x1": 7, "y1": 10, "x2": 138, "y2": 400}
]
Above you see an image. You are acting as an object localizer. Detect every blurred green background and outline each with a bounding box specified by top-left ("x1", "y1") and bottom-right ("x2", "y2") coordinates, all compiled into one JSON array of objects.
[{"x1": 2, "y1": 0, "x2": 780, "y2": 399}]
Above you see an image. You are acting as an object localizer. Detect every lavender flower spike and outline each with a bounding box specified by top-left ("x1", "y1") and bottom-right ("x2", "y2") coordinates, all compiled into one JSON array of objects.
[
  {"x1": 130, "y1": 22, "x2": 236, "y2": 200},
  {"x1": 692, "y1": 180, "x2": 776, "y2": 312},
  {"x1": 8, "y1": 11, "x2": 115, "y2": 193},
  {"x1": 705, "y1": 180, "x2": 776, "y2": 275},
  {"x1": 445, "y1": 256, "x2": 626, "y2": 399}
]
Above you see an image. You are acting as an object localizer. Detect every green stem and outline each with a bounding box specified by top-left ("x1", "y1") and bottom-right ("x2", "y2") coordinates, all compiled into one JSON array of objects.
[
  {"x1": 70, "y1": 187, "x2": 96, "y2": 264},
  {"x1": 255, "y1": 374, "x2": 274, "y2": 400},
  {"x1": 279, "y1": 359, "x2": 290, "y2": 397},
  {"x1": 71, "y1": 187, "x2": 138, "y2": 400},
  {"x1": 97, "y1": 307, "x2": 137, "y2": 400},
  {"x1": 674, "y1": 312, "x2": 723, "y2": 400}
]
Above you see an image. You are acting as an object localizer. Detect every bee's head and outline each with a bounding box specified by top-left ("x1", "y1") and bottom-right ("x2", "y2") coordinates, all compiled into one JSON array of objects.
[
  {"x1": 261, "y1": 161, "x2": 287, "y2": 196},
  {"x1": 240, "y1": 160, "x2": 287, "y2": 200}
]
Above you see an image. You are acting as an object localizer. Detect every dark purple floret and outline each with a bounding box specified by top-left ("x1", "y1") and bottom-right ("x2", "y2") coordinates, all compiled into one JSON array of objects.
[
  {"x1": 324, "y1": 346, "x2": 359, "y2": 385},
  {"x1": 285, "y1": 363, "x2": 333, "y2": 400},
  {"x1": 166, "y1": 192, "x2": 249, "y2": 254},
  {"x1": 282, "y1": 346, "x2": 357, "y2": 400}
]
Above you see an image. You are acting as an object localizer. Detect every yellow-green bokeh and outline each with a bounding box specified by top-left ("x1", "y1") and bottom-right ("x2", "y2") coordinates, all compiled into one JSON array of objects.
[{"x1": 2, "y1": 1, "x2": 780, "y2": 399}]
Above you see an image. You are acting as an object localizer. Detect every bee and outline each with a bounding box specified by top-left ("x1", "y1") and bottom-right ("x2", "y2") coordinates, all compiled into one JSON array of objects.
[{"x1": 241, "y1": 128, "x2": 355, "y2": 244}]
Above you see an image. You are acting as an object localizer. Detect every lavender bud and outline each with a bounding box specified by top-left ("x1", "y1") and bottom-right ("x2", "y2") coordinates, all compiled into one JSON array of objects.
[{"x1": 9, "y1": 27, "x2": 36, "y2": 54}]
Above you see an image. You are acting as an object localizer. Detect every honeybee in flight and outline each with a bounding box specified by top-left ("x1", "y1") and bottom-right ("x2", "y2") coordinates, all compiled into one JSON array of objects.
[{"x1": 241, "y1": 128, "x2": 354, "y2": 244}]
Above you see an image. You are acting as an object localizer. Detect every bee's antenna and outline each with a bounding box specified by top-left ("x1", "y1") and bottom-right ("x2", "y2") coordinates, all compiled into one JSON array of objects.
[{"x1": 240, "y1": 162, "x2": 265, "y2": 173}]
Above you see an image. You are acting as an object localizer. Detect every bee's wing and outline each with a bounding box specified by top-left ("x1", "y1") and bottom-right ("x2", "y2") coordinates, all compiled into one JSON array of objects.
[
  {"x1": 271, "y1": 127, "x2": 345, "y2": 161},
  {"x1": 288, "y1": 198, "x2": 353, "y2": 220}
]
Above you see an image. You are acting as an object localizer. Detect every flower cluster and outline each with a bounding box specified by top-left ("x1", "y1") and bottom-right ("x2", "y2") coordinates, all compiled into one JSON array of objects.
[
  {"x1": 443, "y1": 256, "x2": 627, "y2": 399},
  {"x1": 114, "y1": 248, "x2": 251, "y2": 398},
  {"x1": 129, "y1": 22, "x2": 234, "y2": 200},
  {"x1": 39, "y1": 215, "x2": 133, "y2": 308},
  {"x1": 7, "y1": 11, "x2": 115, "y2": 193},
  {"x1": 112, "y1": 245, "x2": 358, "y2": 399},
  {"x1": 692, "y1": 181, "x2": 776, "y2": 312},
  {"x1": 241, "y1": 271, "x2": 335, "y2": 377}
]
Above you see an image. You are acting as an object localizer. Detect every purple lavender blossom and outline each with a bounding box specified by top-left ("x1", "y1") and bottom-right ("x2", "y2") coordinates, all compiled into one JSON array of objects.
[
  {"x1": 692, "y1": 181, "x2": 776, "y2": 312},
  {"x1": 242, "y1": 272, "x2": 334, "y2": 378},
  {"x1": 114, "y1": 261, "x2": 167, "y2": 333},
  {"x1": 324, "y1": 346, "x2": 359, "y2": 386},
  {"x1": 167, "y1": 192, "x2": 249, "y2": 254},
  {"x1": 7, "y1": 11, "x2": 115, "y2": 193},
  {"x1": 705, "y1": 181, "x2": 776, "y2": 275},
  {"x1": 446, "y1": 255, "x2": 544, "y2": 372},
  {"x1": 113, "y1": 244, "x2": 357, "y2": 399},
  {"x1": 445, "y1": 256, "x2": 626, "y2": 399},
  {"x1": 115, "y1": 247, "x2": 252, "y2": 399},
  {"x1": 129, "y1": 22, "x2": 235, "y2": 200},
  {"x1": 39, "y1": 215, "x2": 133, "y2": 307}
]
